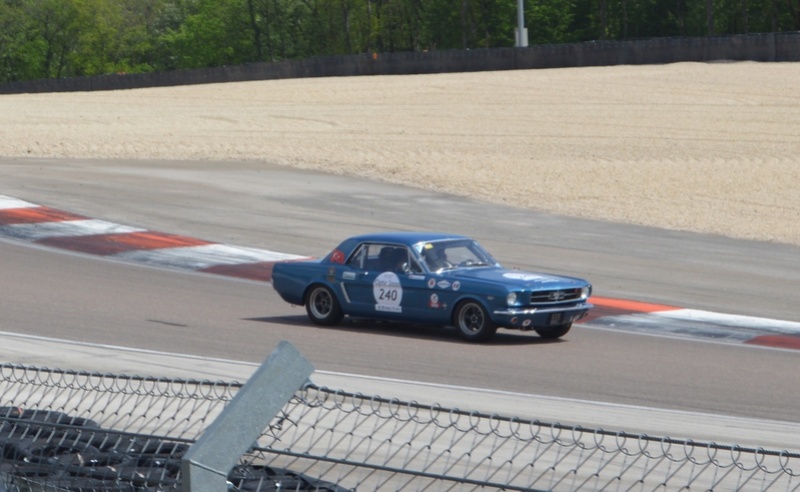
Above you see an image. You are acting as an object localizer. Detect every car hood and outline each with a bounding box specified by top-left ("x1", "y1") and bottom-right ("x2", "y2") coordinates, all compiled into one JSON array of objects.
[{"x1": 451, "y1": 268, "x2": 588, "y2": 289}]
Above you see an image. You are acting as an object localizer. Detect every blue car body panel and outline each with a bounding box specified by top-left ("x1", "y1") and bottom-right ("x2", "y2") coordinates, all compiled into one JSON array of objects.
[{"x1": 272, "y1": 232, "x2": 593, "y2": 332}]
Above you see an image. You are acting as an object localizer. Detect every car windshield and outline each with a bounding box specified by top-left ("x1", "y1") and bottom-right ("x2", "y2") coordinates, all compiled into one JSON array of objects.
[{"x1": 414, "y1": 239, "x2": 498, "y2": 272}]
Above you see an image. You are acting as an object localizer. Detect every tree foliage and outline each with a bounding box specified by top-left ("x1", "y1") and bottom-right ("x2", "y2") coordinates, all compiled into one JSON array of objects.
[{"x1": 0, "y1": 0, "x2": 797, "y2": 82}]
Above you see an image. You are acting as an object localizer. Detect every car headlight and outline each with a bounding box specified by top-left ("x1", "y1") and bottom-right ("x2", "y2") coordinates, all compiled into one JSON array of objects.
[
  {"x1": 581, "y1": 286, "x2": 591, "y2": 300},
  {"x1": 506, "y1": 292, "x2": 519, "y2": 306}
]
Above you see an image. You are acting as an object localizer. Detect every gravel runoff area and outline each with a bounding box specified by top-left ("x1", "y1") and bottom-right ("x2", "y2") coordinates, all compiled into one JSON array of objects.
[{"x1": 1, "y1": 61, "x2": 798, "y2": 246}]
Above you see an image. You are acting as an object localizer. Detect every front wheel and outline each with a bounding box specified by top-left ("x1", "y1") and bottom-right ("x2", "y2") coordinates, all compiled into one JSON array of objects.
[
  {"x1": 453, "y1": 300, "x2": 497, "y2": 343},
  {"x1": 535, "y1": 323, "x2": 572, "y2": 340},
  {"x1": 305, "y1": 285, "x2": 344, "y2": 326}
]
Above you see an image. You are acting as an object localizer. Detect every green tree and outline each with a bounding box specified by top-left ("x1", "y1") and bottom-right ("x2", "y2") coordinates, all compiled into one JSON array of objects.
[
  {"x1": 68, "y1": 0, "x2": 125, "y2": 75},
  {"x1": 606, "y1": 0, "x2": 681, "y2": 38},
  {"x1": 421, "y1": 0, "x2": 515, "y2": 49},
  {"x1": 301, "y1": 0, "x2": 341, "y2": 55},
  {"x1": 159, "y1": 0, "x2": 253, "y2": 68},
  {"x1": 527, "y1": 0, "x2": 575, "y2": 44},
  {"x1": 0, "y1": 1, "x2": 30, "y2": 80},
  {"x1": 372, "y1": 0, "x2": 425, "y2": 51},
  {"x1": 245, "y1": 0, "x2": 316, "y2": 61},
  {"x1": 114, "y1": 0, "x2": 169, "y2": 73},
  {"x1": 2, "y1": 0, "x2": 800, "y2": 84},
  {"x1": 19, "y1": 0, "x2": 83, "y2": 78}
]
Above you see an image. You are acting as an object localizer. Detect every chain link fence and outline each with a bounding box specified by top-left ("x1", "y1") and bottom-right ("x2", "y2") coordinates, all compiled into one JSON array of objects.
[{"x1": 1, "y1": 363, "x2": 798, "y2": 491}]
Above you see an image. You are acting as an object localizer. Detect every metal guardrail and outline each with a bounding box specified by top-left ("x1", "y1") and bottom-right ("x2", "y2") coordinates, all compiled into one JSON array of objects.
[{"x1": 1, "y1": 358, "x2": 798, "y2": 491}]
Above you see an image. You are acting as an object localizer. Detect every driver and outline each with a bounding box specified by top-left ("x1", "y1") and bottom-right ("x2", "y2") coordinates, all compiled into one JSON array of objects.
[{"x1": 422, "y1": 244, "x2": 452, "y2": 271}]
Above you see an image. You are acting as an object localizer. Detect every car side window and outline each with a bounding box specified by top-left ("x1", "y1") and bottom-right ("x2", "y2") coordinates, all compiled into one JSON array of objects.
[
  {"x1": 347, "y1": 243, "x2": 424, "y2": 274},
  {"x1": 373, "y1": 245, "x2": 401, "y2": 272},
  {"x1": 345, "y1": 244, "x2": 368, "y2": 270},
  {"x1": 346, "y1": 244, "x2": 391, "y2": 271}
]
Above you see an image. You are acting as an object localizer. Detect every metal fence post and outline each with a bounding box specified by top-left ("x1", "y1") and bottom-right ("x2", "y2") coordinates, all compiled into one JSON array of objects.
[{"x1": 180, "y1": 341, "x2": 314, "y2": 492}]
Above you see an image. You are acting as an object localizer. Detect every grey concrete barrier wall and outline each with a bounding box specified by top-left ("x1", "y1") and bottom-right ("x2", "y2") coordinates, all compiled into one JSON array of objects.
[{"x1": 1, "y1": 32, "x2": 798, "y2": 94}]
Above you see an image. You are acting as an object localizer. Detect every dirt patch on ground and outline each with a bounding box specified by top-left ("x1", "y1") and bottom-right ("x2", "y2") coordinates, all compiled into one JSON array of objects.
[{"x1": 1, "y1": 61, "x2": 798, "y2": 245}]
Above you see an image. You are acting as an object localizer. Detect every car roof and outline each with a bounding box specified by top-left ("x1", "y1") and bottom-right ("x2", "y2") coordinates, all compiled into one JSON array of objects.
[{"x1": 348, "y1": 231, "x2": 470, "y2": 247}]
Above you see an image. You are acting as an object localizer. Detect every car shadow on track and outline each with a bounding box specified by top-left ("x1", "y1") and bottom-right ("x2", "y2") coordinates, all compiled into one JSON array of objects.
[{"x1": 245, "y1": 315, "x2": 567, "y2": 346}]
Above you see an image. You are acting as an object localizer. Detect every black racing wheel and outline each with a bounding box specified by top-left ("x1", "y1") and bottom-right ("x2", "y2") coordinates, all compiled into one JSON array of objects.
[{"x1": 305, "y1": 285, "x2": 344, "y2": 326}]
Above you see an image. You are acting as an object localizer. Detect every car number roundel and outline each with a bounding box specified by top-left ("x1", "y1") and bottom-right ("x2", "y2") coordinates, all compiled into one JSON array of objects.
[{"x1": 373, "y1": 272, "x2": 402, "y2": 313}]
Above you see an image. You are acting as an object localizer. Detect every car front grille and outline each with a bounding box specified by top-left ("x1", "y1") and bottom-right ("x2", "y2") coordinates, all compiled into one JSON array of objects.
[{"x1": 529, "y1": 288, "x2": 582, "y2": 304}]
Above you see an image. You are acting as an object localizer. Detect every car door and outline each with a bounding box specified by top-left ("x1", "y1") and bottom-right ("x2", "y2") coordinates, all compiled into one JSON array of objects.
[
  {"x1": 389, "y1": 248, "x2": 432, "y2": 322},
  {"x1": 340, "y1": 243, "x2": 430, "y2": 321},
  {"x1": 340, "y1": 243, "x2": 404, "y2": 319}
]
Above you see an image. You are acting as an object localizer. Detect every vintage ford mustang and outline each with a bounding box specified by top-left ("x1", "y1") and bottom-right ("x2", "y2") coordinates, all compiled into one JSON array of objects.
[{"x1": 272, "y1": 232, "x2": 593, "y2": 342}]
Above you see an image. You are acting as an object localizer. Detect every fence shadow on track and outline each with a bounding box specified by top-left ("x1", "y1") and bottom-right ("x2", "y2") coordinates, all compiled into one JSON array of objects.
[{"x1": 1, "y1": 363, "x2": 798, "y2": 491}]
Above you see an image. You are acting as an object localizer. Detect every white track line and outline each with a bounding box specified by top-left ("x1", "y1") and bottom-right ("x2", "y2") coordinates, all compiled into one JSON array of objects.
[{"x1": 0, "y1": 220, "x2": 145, "y2": 240}]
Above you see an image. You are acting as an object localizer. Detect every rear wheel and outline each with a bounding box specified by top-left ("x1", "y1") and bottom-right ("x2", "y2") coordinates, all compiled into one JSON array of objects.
[
  {"x1": 535, "y1": 323, "x2": 572, "y2": 339},
  {"x1": 453, "y1": 300, "x2": 497, "y2": 343},
  {"x1": 305, "y1": 285, "x2": 344, "y2": 326}
]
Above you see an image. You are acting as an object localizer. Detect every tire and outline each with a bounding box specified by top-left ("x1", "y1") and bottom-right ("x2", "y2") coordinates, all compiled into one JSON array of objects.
[
  {"x1": 453, "y1": 300, "x2": 497, "y2": 343},
  {"x1": 305, "y1": 285, "x2": 344, "y2": 326},
  {"x1": 535, "y1": 323, "x2": 572, "y2": 339}
]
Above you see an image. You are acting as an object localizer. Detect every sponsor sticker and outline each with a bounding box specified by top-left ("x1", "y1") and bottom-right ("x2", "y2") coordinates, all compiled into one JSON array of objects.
[
  {"x1": 452, "y1": 281, "x2": 461, "y2": 291},
  {"x1": 427, "y1": 278, "x2": 436, "y2": 289},
  {"x1": 437, "y1": 280, "x2": 451, "y2": 289},
  {"x1": 374, "y1": 272, "x2": 403, "y2": 313},
  {"x1": 429, "y1": 293, "x2": 440, "y2": 309},
  {"x1": 342, "y1": 271, "x2": 356, "y2": 280}
]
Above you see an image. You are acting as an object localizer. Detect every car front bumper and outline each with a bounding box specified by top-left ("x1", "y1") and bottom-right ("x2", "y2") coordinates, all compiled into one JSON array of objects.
[{"x1": 493, "y1": 302, "x2": 593, "y2": 330}]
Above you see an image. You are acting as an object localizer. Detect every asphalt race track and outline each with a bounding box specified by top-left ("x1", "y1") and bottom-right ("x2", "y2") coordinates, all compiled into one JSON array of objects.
[{"x1": 1, "y1": 157, "x2": 799, "y2": 450}]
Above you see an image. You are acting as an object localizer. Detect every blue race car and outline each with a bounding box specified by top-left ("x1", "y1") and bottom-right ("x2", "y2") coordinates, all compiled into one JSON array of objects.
[{"x1": 272, "y1": 232, "x2": 593, "y2": 342}]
